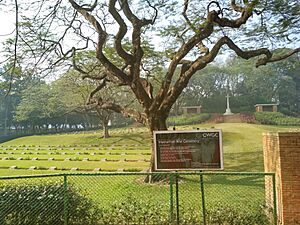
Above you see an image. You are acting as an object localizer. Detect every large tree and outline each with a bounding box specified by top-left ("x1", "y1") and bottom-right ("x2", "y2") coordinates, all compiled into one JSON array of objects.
[{"x1": 1, "y1": 0, "x2": 299, "y2": 169}]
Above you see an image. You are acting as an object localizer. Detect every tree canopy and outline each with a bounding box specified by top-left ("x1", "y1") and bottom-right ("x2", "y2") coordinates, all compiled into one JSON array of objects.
[{"x1": 1, "y1": 0, "x2": 299, "y2": 134}]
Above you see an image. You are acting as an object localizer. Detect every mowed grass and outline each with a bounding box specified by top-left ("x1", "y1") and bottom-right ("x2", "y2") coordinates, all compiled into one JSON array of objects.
[
  {"x1": 0, "y1": 123, "x2": 293, "y2": 223},
  {"x1": 0, "y1": 123, "x2": 294, "y2": 176},
  {"x1": 1, "y1": 127, "x2": 150, "y2": 146}
]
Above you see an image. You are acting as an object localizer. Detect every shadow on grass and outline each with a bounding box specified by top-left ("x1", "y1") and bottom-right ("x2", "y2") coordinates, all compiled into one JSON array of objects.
[
  {"x1": 182, "y1": 175, "x2": 264, "y2": 187},
  {"x1": 112, "y1": 133, "x2": 149, "y2": 145},
  {"x1": 224, "y1": 151, "x2": 264, "y2": 171},
  {"x1": 222, "y1": 132, "x2": 245, "y2": 145}
]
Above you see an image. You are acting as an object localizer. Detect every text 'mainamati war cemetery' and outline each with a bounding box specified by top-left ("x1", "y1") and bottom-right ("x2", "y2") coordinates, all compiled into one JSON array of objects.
[{"x1": 154, "y1": 130, "x2": 223, "y2": 171}]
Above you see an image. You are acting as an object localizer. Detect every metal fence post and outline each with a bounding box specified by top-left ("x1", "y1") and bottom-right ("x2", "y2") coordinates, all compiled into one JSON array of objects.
[
  {"x1": 272, "y1": 174, "x2": 277, "y2": 225},
  {"x1": 63, "y1": 175, "x2": 69, "y2": 225},
  {"x1": 175, "y1": 172, "x2": 179, "y2": 225},
  {"x1": 169, "y1": 173, "x2": 174, "y2": 224},
  {"x1": 200, "y1": 173, "x2": 206, "y2": 225}
]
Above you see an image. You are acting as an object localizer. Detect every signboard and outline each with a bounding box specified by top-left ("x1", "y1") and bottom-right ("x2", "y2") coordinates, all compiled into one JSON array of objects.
[{"x1": 154, "y1": 130, "x2": 223, "y2": 171}]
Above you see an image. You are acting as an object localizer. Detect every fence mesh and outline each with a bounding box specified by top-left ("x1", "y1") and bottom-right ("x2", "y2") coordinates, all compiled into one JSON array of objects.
[
  {"x1": 0, "y1": 172, "x2": 276, "y2": 225},
  {"x1": 0, "y1": 175, "x2": 65, "y2": 225}
]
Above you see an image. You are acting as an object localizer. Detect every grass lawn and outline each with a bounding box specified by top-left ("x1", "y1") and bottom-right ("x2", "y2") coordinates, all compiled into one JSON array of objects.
[
  {"x1": 0, "y1": 123, "x2": 289, "y2": 224},
  {"x1": 0, "y1": 127, "x2": 150, "y2": 147},
  {"x1": 0, "y1": 123, "x2": 293, "y2": 175}
]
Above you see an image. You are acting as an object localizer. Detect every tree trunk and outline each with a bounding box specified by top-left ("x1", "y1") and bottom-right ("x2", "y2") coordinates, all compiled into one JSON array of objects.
[
  {"x1": 4, "y1": 99, "x2": 8, "y2": 135},
  {"x1": 144, "y1": 112, "x2": 168, "y2": 182},
  {"x1": 102, "y1": 122, "x2": 110, "y2": 138},
  {"x1": 95, "y1": 108, "x2": 111, "y2": 139},
  {"x1": 147, "y1": 112, "x2": 168, "y2": 132}
]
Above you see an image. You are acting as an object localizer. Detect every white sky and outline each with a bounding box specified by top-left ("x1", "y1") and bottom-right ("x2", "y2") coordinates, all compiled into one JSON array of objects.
[
  {"x1": 0, "y1": 10, "x2": 15, "y2": 60},
  {"x1": 0, "y1": 11, "x2": 14, "y2": 35},
  {"x1": 0, "y1": 2, "x2": 298, "y2": 70}
]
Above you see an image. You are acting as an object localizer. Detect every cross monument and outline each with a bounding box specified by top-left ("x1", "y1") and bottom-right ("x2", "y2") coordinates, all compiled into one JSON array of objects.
[{"x1": 223, "y1": 94, "x2": 234, "y2": 115}]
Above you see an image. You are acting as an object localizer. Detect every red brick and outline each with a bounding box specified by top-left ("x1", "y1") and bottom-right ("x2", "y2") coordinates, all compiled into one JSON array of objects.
[{"x1": 263, "y1": 132, "x2": 300, "y2": 225}]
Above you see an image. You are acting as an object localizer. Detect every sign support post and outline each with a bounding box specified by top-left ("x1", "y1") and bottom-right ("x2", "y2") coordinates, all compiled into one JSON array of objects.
[
  {"x1": 169, "y1": 173, "x2": 174, "y2": 224},
  {"x1": 200, "y1": 172, "x2": 206, "y2": 225},
  {"x1": 175, "y1": 171, "x2": 180, "y2": 225}
]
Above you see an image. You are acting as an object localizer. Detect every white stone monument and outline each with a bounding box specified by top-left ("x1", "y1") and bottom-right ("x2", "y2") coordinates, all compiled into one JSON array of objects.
[{"x1": 223, "y1": 94, "x2": 234, "y2": 115}]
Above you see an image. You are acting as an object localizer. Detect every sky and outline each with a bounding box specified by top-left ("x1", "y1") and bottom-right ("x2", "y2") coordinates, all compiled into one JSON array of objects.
[
  {"x1": 0, "y1": 9, "x2": 15, "y2": 61},
  {"x1": 0, "y1": 1, "x2": 299, "y2": 73},
  {"x1": 0, "y1": 7, "x2": 227, "y2": 66}
]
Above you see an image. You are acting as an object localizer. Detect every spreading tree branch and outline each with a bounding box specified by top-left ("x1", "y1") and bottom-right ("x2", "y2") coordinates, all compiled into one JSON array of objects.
[
  {"x1": 108, "y1": 0, "x2": 134, "y2": 64},
  {"x1": 6, "y1": 0, "x2": 19, "y2": 97},
  {"x1": 87, "y1": 79, "x2": 107, "y2": 104},
  {"x1": 68, "y1": 0, "x2": 129, "y2": 84},
  {"x1": 182, "y1": 0, "x2": 197, "y2": 32},
  {"x1": 160, "y1": 35, "x2": 291, "y2": 112},
  {"x1": 256, "y1": 48, "x2": 300, "y2": 67},
  {"x1": 230, "y1": 0, "x2": 244, "y2": 13},
  {"x1": 82, "y1": 74, "x2": 107, "y2": 80},
  {"x1": 81, "y1": 0, "x2": 98, "y2": 12},
  {"x1": 89, "y1": 98, "x2": 147, "y2": 125},
  {"x1": 152, "y1": 0, "x2": 259, "y2": 112},
  {"x1": 145, "y1": 0, "x2": 158, "y2": 25}
]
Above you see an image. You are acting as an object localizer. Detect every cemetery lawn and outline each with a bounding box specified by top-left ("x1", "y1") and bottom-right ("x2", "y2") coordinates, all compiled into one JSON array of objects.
[
  {"x1": 0, "y1": 123, "x2": 294, "y2": 222},
  {"x1": 0, "y1": 123, "x2": 294, "y2": 176}
]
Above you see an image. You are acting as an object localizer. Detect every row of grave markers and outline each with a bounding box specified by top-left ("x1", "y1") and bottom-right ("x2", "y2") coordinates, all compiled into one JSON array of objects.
[
  {"x1": 1, "y1": 157, "x2": 149, "y2": 162},
  {"x1": 0, "y1": 147, "x2": 150, "y2": 151},
  {"x1": 5, "y1": 166, "x2": 148, "y2": 172},
  {"x1": 0, "y1": 143, "x2": 150, "y2": 149},
  {"x1": 0, "y1": 151, "x2": 151, "y2": 156}
]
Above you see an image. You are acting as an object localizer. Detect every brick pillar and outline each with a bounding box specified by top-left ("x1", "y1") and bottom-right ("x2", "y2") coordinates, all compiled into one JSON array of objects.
[{"x1": 263, "y1": 132, "x2": 300, "y2": 225}]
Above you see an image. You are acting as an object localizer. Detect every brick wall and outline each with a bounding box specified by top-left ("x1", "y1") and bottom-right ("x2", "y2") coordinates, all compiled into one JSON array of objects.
[
  {"x1": 263, "y1": 132, "x2": 300, "y2": 225},
  {"x1": 222, "y1": 114, "x2": 242, "y2": 123}
]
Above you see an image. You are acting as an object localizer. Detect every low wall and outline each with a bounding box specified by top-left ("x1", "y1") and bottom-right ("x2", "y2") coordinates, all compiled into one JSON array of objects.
[{"x1": 263, "y1": 132, "x2": 300, "y2": 225}]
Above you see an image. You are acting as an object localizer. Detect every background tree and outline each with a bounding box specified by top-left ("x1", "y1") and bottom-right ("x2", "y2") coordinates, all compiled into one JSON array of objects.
[
  {"x1": 66, "y1": 50, "x2": 141, "y2": 137},
  {"x1": 0, "y1": 62, "x2": 40, "y2": 134},
  {"x1": 181, "y1": 54, "x2": 299, "y2": 114},
  {"x1": 54, "y1": 68, "x2": 117, "y2": 138},
  {"x1": 14, "y1": 82, "x2": 64, "y2": 132},
  {"x1": 272, "y1": 55, "x2": 300, "y2": 116}
]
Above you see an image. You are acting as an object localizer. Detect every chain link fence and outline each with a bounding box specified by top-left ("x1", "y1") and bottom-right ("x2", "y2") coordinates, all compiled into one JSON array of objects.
[{"x1": 0, "y1": 172, "x2": 276, "y2": 225}]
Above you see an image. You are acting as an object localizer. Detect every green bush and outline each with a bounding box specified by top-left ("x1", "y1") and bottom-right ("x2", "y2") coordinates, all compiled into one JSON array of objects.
[
  {"x1": 206, "y1": 203, "x2": 270, "y2": 225},
  {"x1": 0, "y1": 184, "x2": 272, "y2": 225},
  {"x1": 98, "y1": 195, "x2": 170, "y2": 225},
  {"x1": 255, "y1": 112, "x2": 300, "y2": 126},
  {"x1": 97, "y1": 196, "x2": 270, "y2": 225},
  {"x1": 0, "y1": 183, "x2": 100, "y2": 225},
  {"x1": 167, "y1": 113, "x2": 211, "y2": 126}
]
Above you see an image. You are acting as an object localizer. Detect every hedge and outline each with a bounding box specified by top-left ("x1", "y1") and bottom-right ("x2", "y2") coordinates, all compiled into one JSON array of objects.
[
  {"x1": 167, "y1": 113, "x2": 211, "y2": 126},
  {"x1": 0, "y1": 183, "x2": 100, "y2": 225},
  {"x1": 254, "y1": 112, "x2": 300, "y2": 126}
]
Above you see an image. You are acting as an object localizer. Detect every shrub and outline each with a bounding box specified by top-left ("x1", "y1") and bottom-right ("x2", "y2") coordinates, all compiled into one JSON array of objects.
[
  {"x1": 97, "y1": 196, "x2": 270, "y2": 225},
  {"x1": 206, "y1": 203, "x2": 270, "y2": 225},
  {"x1": 167, "y1": 113, "x2": 211, "y2": 126},
  {"x1": 0, "y1": 184, "x2": 272, "y2": 225},
  {"x1": 98, "y1": 195, "x2": 170, "y2": 225},
  {"x1": 255, "y1": 112, "x2": 300, "y2": 126},
  {"x1": 0, "y1": 183, "x2": 100, "y2": 225}
]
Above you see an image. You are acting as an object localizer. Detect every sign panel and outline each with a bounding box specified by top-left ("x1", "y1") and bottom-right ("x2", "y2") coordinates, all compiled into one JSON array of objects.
[{"x1": 154, "y1": 130, "x2": 223, "y2": 171}]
